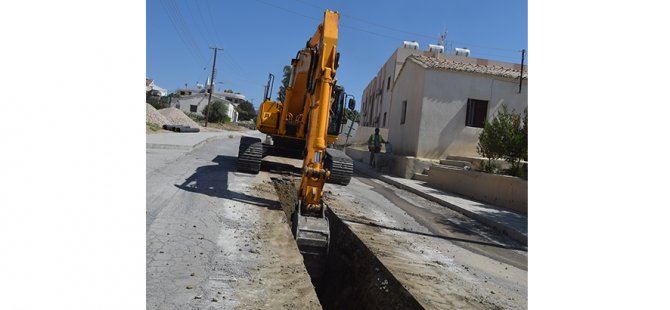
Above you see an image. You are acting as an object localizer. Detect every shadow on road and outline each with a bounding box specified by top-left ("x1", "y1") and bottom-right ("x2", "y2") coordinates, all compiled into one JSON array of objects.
[{"x1": 175, "y1": 155, "x2": 281, "y2": 210}]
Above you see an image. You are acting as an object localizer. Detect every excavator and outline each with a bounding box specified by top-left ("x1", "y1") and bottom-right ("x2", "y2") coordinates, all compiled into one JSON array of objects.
[{"x1": 236, "y1": 10, "x2": 355, "y2": 276}]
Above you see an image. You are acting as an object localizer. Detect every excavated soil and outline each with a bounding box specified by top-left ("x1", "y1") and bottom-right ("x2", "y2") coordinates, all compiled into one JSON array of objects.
[
  {"x1": 158, "y1": 107, "x2": 201, "y2": 128},
  {"x1": 271, "y1": 176, "x2": 423, "y2": 310},
  {"x1": 146, "y1": 103, "x2": 169, "y2": 126}
]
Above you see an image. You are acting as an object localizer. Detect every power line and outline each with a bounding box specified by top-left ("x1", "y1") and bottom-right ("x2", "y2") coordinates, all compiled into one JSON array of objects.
[
  {"x1": 254, "y1": 0, "x2": 320, "y2": 21},
  {"x1": 204, "y1": 0, "x2": 225, "y2": 46},
  {"x1": 159, "y1": 0, "x2": 206, "y2": 65},
  {"x1": 167, "y1": 0, "x2": 207, "y2": 63}
]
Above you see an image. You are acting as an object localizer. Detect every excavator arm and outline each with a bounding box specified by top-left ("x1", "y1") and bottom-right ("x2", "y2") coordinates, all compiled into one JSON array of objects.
[
  {"x1": 290, "y1": 10, "x2": 341, "y2": 278},
  {"x1": 239, "y1": 10, "x2": 352, "y2": 278}
]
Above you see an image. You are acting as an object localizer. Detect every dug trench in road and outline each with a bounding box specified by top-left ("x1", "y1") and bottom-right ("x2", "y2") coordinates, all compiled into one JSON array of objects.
[
  {"x1": 271, "y1": 174, "x2": 424, "y2": 310},
  {"x1": 352, "y1": 176, "x2": 527, "y2": 271}
]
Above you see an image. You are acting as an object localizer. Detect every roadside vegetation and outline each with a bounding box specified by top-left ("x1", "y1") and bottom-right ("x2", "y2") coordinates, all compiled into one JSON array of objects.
[{"x1": 477, "y1": 104, "x2": 528, "y2": 178}]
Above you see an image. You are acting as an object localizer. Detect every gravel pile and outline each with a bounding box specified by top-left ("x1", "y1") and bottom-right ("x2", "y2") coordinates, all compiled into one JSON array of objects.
[
  {"x1": 158, "y1": 107, "x2": 201, "y2": 128},
  {"x1": 146, "y1": 103, "x2": 169, "y2": 126}
]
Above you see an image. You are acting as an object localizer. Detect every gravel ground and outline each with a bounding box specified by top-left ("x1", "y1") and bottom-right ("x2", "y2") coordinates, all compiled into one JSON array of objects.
[
  {"x1": 158, "y1": 107, "x2": 201, "y2": 128},
  {"x1": 146, "y1": 103, "x2": 169, "y2": 126}
]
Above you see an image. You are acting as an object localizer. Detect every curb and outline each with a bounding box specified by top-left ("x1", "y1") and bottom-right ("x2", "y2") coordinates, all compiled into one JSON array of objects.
[
  {"x1": 353, "y1": 161, "x2": 527, "y2": 246},
  {"x1": 145, "y1": 135, "x2": 223, "y2": 151}
]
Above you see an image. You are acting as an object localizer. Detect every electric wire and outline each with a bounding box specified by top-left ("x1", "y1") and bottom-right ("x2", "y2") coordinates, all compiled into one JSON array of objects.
[
  {"x1": 161, "y1": 0, "x2": 207, "y2": 66},
  {"x1": 287, "y1": 0, "x2": 524, "y2": 56},
  {"x1": 167, "y1": 0, "x2": 207, "y2": 63}
]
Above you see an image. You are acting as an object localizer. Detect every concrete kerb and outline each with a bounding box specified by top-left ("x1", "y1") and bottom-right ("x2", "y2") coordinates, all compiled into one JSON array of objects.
[
  {"x1": 146, "y1": 136, "x2": 220, "y2": 150},
  {"x1": 352, "y1": 161, "x2": 528, "y2": 246},
  {"x1": 146, "y1": 132, "x2": 248, "y2": 151}
]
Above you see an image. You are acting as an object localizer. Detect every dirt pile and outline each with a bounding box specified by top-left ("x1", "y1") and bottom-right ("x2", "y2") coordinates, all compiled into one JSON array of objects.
[
  {"x1": 146, "y1": 103, "x2": 169, "y2": 126},
  {"x1": 158, "y1": 107, "x2": 201, "y2": 128}
]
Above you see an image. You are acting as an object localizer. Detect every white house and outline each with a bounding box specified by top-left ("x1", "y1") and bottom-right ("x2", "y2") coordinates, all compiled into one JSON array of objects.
[
  {"x1": 388, "y1": 54, "x2": 527, "y2": 159},
  {"x1": 172, "y1": 88, "x2": 241, "y2": 122},
  {"x1": 146, "y1": 78, "x2": 168, "y2": 96}
]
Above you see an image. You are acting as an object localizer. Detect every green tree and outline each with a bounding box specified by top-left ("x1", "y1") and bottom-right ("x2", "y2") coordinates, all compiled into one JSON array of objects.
[
  {"x1": 344, "y1": 109, "x2": 360, "y2": 123},
  {"x1": 476, "y1": 105, "x2": 528, "y2": 177},
  {"x1": 203, "y1": 100, "x2": 229, "y2": 123},
  {"x1": 236, "y1": 100, "x2": 257, "y2": 121},
  {"x1": 224, "y1": 89, "x2": 234, "y2": 93},
  {"x1": 277, "y1": 65, "x2": 291, "y2": 102}
]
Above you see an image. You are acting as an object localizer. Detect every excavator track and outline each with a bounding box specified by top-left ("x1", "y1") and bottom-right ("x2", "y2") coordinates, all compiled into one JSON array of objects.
[
  {"x1": 237, "y1": 136, "x2": 263, "y2": 174},
  {"x1": 324, "y1": 148, "x2": 353, "y2": 185}
]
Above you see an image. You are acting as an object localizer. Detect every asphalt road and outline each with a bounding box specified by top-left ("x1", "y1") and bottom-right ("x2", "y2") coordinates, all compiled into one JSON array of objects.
[
  {"x1": 146, "y1": 133, "x2": 320, "y2": 309},
  {"x1": 146, "y1": 132, "x2": 527, "y2": 309}
]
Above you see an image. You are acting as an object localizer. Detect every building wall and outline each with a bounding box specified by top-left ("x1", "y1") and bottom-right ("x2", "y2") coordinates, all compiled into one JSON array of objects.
[
  {"x1": 417, "y1": 69, "x2": 528, "y2": 158},
  {"x1": 174, "y1": 94, "x2": 239, "y2": 122},
  {"x1": 361, "y1": 47, "x2": 425, "y2": 128},
  {"x1": 387, "y1": 61, "x2": 425, "y2": 157}
]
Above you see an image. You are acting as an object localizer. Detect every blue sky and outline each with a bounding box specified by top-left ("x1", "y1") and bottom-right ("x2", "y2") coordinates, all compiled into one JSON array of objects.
[{"x1": 147, "y1": 0, "x2": 527, "y2": 109}]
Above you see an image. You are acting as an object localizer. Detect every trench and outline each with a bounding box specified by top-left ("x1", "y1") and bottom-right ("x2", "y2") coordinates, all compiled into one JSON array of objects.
[{"x1": 271, "y1": 176, "x2": 424, "y2": 310}]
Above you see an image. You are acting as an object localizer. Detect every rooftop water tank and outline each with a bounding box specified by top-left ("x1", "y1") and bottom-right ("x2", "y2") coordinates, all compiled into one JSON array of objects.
[
  {"x1": 428, "y1": 44, "x2": 444, "y2": 54},
  {"x1": 454, "y1": 48, "x2": 470, "y2": 57},
  {"x1": 402, "y1": 41, "x2": 419, "y2": 50}
]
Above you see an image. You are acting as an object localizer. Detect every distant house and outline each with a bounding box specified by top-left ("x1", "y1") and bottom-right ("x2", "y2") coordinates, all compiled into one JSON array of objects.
[
  {"x1": 146, "y1": 78, "x2": 168, "y2": 97},
  {"x1": 388, "y1": 54, "x2": 527, "y2": 159},
  {"x1": 172, "y1": 88, "x2": 242, "y2": 122}
]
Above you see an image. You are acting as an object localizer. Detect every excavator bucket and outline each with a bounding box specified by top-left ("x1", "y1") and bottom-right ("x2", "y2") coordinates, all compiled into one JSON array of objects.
[{"x1": 292, "y1": 201, "x2": 330, "y2": 279}]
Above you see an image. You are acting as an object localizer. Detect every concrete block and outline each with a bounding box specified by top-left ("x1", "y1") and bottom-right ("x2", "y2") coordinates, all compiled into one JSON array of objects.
[
  {"x1": 438, "y1": 159, "x2": 471, "y2": 168},
  {"x1": 413, "y1": 173, "x2": 429, "y2": 182}
]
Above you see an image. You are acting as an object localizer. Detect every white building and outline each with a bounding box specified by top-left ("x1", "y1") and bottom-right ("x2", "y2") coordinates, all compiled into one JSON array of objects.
[
  {"x1": 146, "y1": 78, "x2": 168, "y2": 96},
  {"x1": 360, "y1": 43, "x2": 427, "y2": 128},
  {"x1": 388, "y1": 54, "x2": 527, "y2": 159},
  {"x1": 172, "y1": 88, "x2": 243, "y2": 122}
]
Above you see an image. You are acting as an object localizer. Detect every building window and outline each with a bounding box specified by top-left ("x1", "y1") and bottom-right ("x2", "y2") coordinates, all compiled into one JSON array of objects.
[
  {"x1": 466, "y1": 99, "x2": 488, "y2": 128},
  {"x1": 400, "y1": 100, "x2": 407, "y2": 124},
  {"x1": 383, "y1": 112, "x2": 387, "y2": 127},
  {"x1": 190, "y1": 105, "x2": 197, "y2": 113},
  {"x1": 387, "y1": 76, "x2": 391, "y2": 90}
]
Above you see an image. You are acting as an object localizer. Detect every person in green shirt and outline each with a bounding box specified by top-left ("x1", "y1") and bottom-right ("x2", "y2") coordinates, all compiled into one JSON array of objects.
[{"x1": 368, "y1": 127, "x2": 387, "y2": 167}]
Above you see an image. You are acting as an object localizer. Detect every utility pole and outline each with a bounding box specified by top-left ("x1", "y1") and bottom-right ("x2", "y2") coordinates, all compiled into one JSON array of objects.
[
  {"x1": 519, "y1": 48, "x2": 526, "y2": 94},
  {"x1": 205, "y1": 47, "x2": 223, "y2": 127}
]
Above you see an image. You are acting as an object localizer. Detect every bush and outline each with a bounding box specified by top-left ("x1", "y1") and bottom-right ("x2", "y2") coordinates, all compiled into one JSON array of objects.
[
  {"x1": 236, "y1": 100, "x2": 257, "y2": 121},
  {"x1": 186, "y1": 112, "x2": 204, "y2": 122},
  {"x1": 203, "y1": 100, "x2": 229, "y2": 123},
  {"x1": 477, "y1": 105, "x2": 527, "y2": 177}
]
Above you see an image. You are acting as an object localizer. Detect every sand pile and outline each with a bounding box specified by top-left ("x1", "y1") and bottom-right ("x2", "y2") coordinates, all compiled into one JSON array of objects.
[
  {"x1": 146, "y1": 103, "x2": 169, "y2": 126},
  {"x1": 158, "y1": 107, "x2": 201, "y2": 128}
]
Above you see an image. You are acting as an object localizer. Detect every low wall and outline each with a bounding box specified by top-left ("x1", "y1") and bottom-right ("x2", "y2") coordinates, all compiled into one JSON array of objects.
[{"x1": 427, "y1": 165, "x2": 527, "y2": 214}]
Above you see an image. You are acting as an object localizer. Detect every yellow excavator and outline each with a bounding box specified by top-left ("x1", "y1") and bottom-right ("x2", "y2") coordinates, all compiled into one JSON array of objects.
[{"x1": 236, "y1": 10, "x2": 355, "y2": 276}]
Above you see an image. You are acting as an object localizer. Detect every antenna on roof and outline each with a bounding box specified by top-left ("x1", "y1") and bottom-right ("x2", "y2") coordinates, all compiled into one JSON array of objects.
[{"x1": 437, "y1": 28, "x2": 447, "y2": 46}]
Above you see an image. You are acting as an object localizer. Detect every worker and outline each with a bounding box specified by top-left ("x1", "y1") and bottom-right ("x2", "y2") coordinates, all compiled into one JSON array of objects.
[{"x1": 368, "y1": 127, "x2": 387, "y2": 167}]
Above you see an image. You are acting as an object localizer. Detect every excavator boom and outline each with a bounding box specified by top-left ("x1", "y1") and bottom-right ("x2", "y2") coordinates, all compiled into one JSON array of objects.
[{"x1": 237, "y1": 10, "x2": 355, "y2": 278}]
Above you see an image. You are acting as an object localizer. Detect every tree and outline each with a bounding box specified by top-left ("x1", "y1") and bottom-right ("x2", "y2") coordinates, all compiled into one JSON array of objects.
[
  {"x1": 224, "y1": 89, "x2": 234, "y2": 93},
  {"x1": 476, "y1": 105, "x2": 528, "y2": 177},
  {"x1": 236, "y1": 100, "x2": 257, "y2": 121},
  {"x1": 277, "y1": 65, "x2": 291, "y2": 102},
  {"x1": 203, "y1": 100, "x2": 229, "y2": 123},
  {"x1": 344, "y1": 109, "x2": 360, "y2": 123}
]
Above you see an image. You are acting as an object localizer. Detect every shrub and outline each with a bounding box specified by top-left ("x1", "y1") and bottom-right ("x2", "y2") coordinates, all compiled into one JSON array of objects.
[
  {"x1": 477, "y1": 105, "x2": 527, "y2": 177},
  {"x1": 203, "y1": 100, "x2": 229, "y2": 123}
]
